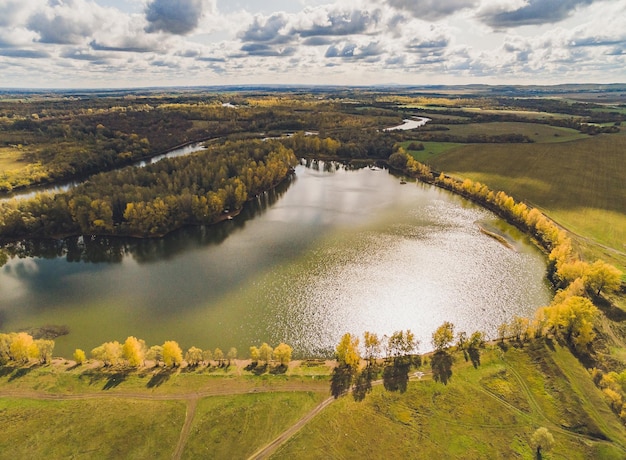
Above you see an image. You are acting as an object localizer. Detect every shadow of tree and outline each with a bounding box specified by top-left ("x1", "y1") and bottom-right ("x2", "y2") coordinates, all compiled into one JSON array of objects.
[
  {"x1": 252, "y1": 364, "x2": 268, "y2": 376},
  {"x1": 8, "y1": 365, "x2": 36, "y2": 382},
  {"x1": 330, "y1": 364, "x2": 354, "y2": 399},
  {"x1": 244, "y1": 361, "x2": 258, "y2": 372},
  {"x1": 147, "y1": 369, "x2": 173, "y2": 388},
  {"x1": 270, "y1": 364, "x2": 287, "y2": 375},
  {"x1": 353, "y1": 365, "x2": 378, "y2": 401},
  {"x1": 468, "y1": 348, "x2": 481, "y2": 368},
  {"x1": 431, "y1": 351, "x2": 453, "y2": 385},
  {"x1": 103, "y1": 371, "x2": 129, "y2": 390},
  {"x1": 382, "y1": 360, "x2": 410, "y2": 393},
  {"x1": 0, "y1": 365, "x2": 15, "y2": 378}
]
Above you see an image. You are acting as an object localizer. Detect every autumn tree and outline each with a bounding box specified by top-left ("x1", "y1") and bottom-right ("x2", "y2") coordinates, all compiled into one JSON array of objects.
[
  {"x1": 530, "y1": 427, "x2": 554, "y2": 459},
  {"x1": 214, "y1": 347, "x2": 225, "y2": 366},
  {"x1": 336, "y1": 333, "x2": 360, "y2": 368},
  {"x1": 162, "y1": 341, "x2": 183, "y2": 367},
  {"x1": 249, "y1": 346, "x2": 260, "y2": 362},
  {"x1": 9, "y1": 332, "x2": 34, "y2": 363},
  {"x1": 586, "y1": 260, "x2": 622, "y2": 297},
  {"x1": 273, "y1": 343, "x2": 292, "y2": 366},
  {"x1": 258, "y1": 343, "x2": 273, "y2": 364},
  {"x1": 432, "y1": 322, "x2": 455, "y2": 352},
  {"x1": 122, "y1": 336, "x2": 145, "y2": 367},
  {"x1": 227, "y1": 347, "x2": 238, "y2": 366},
  {"x1": 185, "y1": 346, "x2": 203, "y2": 367},
  {"x1": 147, "y1": 345, "x2": 163, "y2": 367},
  {"x1": 363, "y1": 331, "x2": 381, "y2": 364},
  {"x1": 202, "y1": 348, "x2": 213, "y2": 365},
  {"x1": 73, "y1": 348, "x2": 86, "y2": 365},
  {"x1": 34, "y1": 339, "x2": 55, "y2": 364},
  {"x1": 91, "y1": 341, "x2": 122, "y2": 366}
]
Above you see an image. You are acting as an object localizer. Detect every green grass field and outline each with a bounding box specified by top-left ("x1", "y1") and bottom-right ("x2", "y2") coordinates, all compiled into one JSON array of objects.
[
  {"x1": 274, "y1": 343, "x2": 626, "y2": 460},
  {"x1": 1, "y1": 342, "x2": 624, "y2": 459},
  {"x1": 435, "y1": 121, "x2": 588, "y2": 143},
  {"x1": 0, "y1": 398, "x2": 186, "y2": 459}
]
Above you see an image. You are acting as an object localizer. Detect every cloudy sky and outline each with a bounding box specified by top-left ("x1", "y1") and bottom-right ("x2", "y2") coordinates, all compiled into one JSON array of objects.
[{"x1": 1, "y1": 0, "x2": 625, "y2": 88}]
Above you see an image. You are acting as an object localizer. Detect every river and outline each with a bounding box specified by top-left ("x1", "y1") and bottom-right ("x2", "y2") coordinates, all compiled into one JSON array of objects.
[{"x1": 0, "y1": 161, "x2": 551, "y2": 357}]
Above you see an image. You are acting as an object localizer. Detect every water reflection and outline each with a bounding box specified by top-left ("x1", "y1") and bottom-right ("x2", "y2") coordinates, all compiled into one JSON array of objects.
[
  {"x1": 0, "y1": 162, "x2": 552, "y2": 358},
  {"x1": 1, "y1": 173, "x2": 294, "y2": 265}
]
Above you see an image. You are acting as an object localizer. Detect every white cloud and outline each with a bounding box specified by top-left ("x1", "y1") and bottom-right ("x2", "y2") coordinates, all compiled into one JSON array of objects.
[{"x1": 0, "y1": 0, "x2": 624, "y2": 87}]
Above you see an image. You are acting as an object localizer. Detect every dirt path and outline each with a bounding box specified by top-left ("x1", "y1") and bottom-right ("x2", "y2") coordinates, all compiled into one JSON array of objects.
[
  {"x1": 172, "y1": 396, "x2": 199, "y2": 460},
  {"x1": 247, "y1": 396, "x2": 335, "y2": 460}
]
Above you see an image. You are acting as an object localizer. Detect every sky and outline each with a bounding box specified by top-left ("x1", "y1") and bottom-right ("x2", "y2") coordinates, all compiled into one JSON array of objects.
[{"x1": 0, "y1": 0, "x2": 625, "y2": 88}]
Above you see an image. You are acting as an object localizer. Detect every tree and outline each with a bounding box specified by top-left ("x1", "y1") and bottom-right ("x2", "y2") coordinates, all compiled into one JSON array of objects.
[
  {"x1": 585, "y1": 260, "x2": 622, "y2": 297},
  {"x1": 259, "y1": 343, "x2": 273, "y2": 364},
  {"x1": 432, "y1": 322, "x2": 455, "y2": 352},
  {"x1": 202, "y1": 348, "x2": 213, "y2": 365},
  {"x1": 227, "y1": 347, "x2": 238, "y2": 365},
  {"x1": 91, "y1": 341, "x2": 122, "y2": 366},
  {"x1": 249, "y1": 346, "x2": 260, "y2": 362},
  {"x1": 336, "y1": 333, "x2": 360, "y2": 368},
  {"x1": 549, "y1": 295, "x2": 599, "y2": 343},
  {"x1": 273, "y1": 343, "x2": 292, "y2": 366},
  {"x1": 214, "y1": 347, "x2": 225, "y2": 366},
  {"x1": 386, "y1": 330, "x2": 418, "y2": 360},
  {"x1": 185, "y1": 347, "x2": 203, "y2": 367},
  {"x1": 10, "y1": 332, "x2": 34, "y2": 363},
  {"x1": 73, "y1": 348, "x2": 86, "y2": 365},
  {"x1": 530, "y1": 427, "x2": 554, "y2": 459},
  {"x1": 363, "y1": 331, "x2": 381, "y2": 363},
  {"x1": 34, "y1": 339, "x2": 55, "y2": 364},
  {"x1": 146, "y1": 345, "x2": 163, "y2": 367},
  {"x1": 162, "y1": 341, "x2": 183, "y2": 367},
  {"x1": 122, "y1": 336, "x2": 145, "y2": 367}
]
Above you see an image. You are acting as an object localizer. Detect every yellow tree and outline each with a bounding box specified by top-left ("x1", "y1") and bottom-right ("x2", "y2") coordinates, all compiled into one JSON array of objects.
[
  {"x1": 249, "y1": 346, "x2": 260, "y2": 362},
  {"x1": 432, "y1": 322, "x2": 455, "y2": 352},
  {"x1": 258, "y1": 343, "x2": 273, "y2": 364},
  {"x1": 185, "y1": 346, "x2": 203, "y2": 367},
  {"x1": 162, "y1": 341, "x2": 183, "y2": 367},
  {"x1": 34, "y1": 339, "x2": 55, "y2": 364},
  {"x1": 585, "y1": 260, "x2": 623, "y2": 297},
  {"x1": 122, "y1": 336, "x2": 145, "y2": 367},
  {"x1": 336, "y1": 333, "x2": 360, "y2": 369},
  {"x1": 10, "y1": 332, "x2": 34, "y2": 363},
  {"x1": 363, "y1": 331, "x2": 381, "y2": 363},
  {"x1": 73, "y1": 349, "x2": 86, "y2": 365},
  {"x1": 214, "y1": 347, "x2": 225, "y2": 365},
  {"x1": 273, "y1": 343, "x2": 292, "y2": 366}
]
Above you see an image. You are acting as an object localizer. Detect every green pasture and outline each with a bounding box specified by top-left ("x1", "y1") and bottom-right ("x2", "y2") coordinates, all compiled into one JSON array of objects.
[
  {"x1": 427, "y1": 133, "x2": 626, "y2": 271},
  {"x1": 400, "y1": 140, "x2": 464, "y2": 162},
  {"x1": 435, "y1": 121, "x2": 588, "y2": 143},
  {"x1": 274, "y1": 343, "x2": 626, "y2": 459},
  {"x1": 0, "y1": 398, "x2": 185, "y2": 460},
  {"x1": 182, "y1": 391, "x2": 327, "y2": 459}
]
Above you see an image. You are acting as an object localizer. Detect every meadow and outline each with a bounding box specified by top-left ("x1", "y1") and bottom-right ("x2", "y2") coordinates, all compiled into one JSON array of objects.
[{"x1": 1, "y1": 342, "x2": 624, "y2": 459}]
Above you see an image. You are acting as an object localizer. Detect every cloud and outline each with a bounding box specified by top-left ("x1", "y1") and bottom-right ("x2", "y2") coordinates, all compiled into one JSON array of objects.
[
  {"x1": 325, "y1": 40, "x2": 384, "y2": 60},
  {"x1": 26, "y1": 0, "x2": 100, "y2": 45},
  {"x1": 0, "y1": 48, "x2": 51, "y2": 59},
  {"x1": 478, "y1": 0, "x2": 596, "y2": 28},
  {"x1": 240, "y1": 43, "x2": 296, "y2": 56},
  {"x1": 385, "y1": 0, "x2": 478, "y2": 21},
  {"x1": 239, "y1": 13, "x2": 291, "y2": 44},
  {"x1": 145, "y1": 0, "x2": 213, "y2": 35},
  {"x1": 294, "y1": 8, "x2": 382, "y2": 37}
]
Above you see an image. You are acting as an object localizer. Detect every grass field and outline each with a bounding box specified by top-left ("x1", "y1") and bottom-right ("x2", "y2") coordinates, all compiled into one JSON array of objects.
[
  {"x1": 426, "y1": 132, "x2": 626, "y2": 272},
  {"x1": 432, "y1": 121, "x2": 588, "y2": 143},
  {"x1": 0, "y1": 146, "x2": 27, "y2": 173},
  {"x1": 274, "y1": 343, "x2": 626, "y2": 460},
  {"x1": 1, "y1": 342, "x2": 624, "y2": 459},
  {"x1": 0, "y1": 398, "x2": 186, "y2": 459}
]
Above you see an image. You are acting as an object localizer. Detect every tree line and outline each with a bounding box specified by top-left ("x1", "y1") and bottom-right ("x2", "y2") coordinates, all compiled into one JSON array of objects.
[{"x1": 0, "y1": 139, "x2": 297, "y2": 238}]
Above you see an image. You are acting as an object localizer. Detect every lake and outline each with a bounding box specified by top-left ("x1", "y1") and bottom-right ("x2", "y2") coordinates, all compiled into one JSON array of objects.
[{"x1": 0, "y1": 160, "x2": 552, "y2": 357}]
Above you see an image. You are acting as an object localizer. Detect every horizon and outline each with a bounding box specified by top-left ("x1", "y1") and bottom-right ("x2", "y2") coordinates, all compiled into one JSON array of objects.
[{"x1": 1, "y1": 0, "x2": 625, "y2": 89}]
